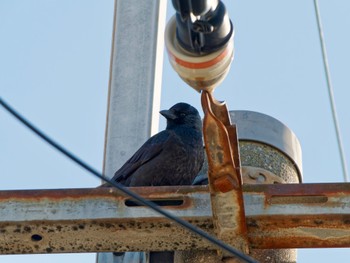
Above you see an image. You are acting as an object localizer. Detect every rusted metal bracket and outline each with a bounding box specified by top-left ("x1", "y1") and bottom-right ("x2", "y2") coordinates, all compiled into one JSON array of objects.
[{"x1": 201, "y1": 91, "x2": 249, "y2": 257}]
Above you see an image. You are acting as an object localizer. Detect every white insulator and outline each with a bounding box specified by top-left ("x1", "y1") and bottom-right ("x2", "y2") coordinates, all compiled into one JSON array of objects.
[{"x1": 165, "y1": 16, "x2": 234, "y2": 93}]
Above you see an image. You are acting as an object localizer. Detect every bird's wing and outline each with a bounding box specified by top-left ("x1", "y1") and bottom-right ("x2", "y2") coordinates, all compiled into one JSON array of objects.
[{"x1": 111, "y1": 131, "x2": 171, "y2": 185}]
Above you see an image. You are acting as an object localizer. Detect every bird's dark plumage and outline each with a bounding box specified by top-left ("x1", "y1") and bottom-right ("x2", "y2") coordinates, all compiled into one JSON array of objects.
[
  {"x1": 105, "y1": 102, "x2": 204, "y2": 263},
  {"x1": 108, "y1": 102, "x2": 204, "y2": 187}
]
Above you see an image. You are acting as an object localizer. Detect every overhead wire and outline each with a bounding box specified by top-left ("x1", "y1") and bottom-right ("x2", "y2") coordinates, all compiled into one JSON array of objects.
[
  {"x1": 313, "y1": 0, "x2": 349, "y2": 182},
  {"x1": 0, "y1": 97, "x2": 258, "y2": 263}
]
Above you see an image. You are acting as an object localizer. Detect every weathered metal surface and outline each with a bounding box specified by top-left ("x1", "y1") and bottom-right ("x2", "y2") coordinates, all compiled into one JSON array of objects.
[
  {"x1": 244, "y1": 183, "x2": 350, "y2": 249},
  {"x1": 0, "y1": 183, "x2": 350, "y2": 255},
  {"x1": 0, "y1": 186, "x2": 213, "y2": 255},
  {"x1": 201, "y1": 91, "x2": 249, "y2": 257},
  {"x1": 201, "y1": 92, "x2": 241, "y2": 191}
]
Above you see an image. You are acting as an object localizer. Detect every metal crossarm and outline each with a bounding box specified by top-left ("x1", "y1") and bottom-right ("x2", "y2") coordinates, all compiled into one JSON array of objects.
[{"x1": 0, "y1": 183, "x2": 349, "y2": 255}]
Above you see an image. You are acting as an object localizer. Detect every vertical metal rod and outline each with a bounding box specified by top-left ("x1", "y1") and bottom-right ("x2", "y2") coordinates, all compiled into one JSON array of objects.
[
  {"x1": 313, "y1": 0, "x2": 349, "y2": 182},
  {"x1": 97, "y1": 0, "x2": 167, "y2": 262}
]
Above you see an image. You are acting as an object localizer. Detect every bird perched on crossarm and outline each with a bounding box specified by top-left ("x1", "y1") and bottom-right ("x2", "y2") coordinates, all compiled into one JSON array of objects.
[
  {"x1": 102, "y1": 102, "x2": 204, "y2": 263},
  {"x1": 104, "y1": 102, "x2": 204, "y2": 187}
]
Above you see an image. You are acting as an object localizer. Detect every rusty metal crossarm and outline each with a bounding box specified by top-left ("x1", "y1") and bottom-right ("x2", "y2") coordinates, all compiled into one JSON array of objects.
[{"x1": 1, "y1": 183, "x2": 350, "y2": 255}]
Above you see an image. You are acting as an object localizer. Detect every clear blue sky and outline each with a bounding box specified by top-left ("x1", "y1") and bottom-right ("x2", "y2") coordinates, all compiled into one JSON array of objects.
[{"x1": 1, "y1": 0, "x2": 349, "y2": 262}]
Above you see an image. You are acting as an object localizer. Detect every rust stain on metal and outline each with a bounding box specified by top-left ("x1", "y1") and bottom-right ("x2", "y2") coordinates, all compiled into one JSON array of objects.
[
  {"x1": 201, "y1": 91, "x2": 249, "y2": 254},
  {"x1": 213, "y1": 175, "x2": 239, "y2": 193},
  {"x1": 244, "y1": 182, "x2": 350, "y2": 195},
  {"x1": 244, "y1": 183, "x2": 350, "y2": 249},
  {"x1": 0, "y1": 185, "x2": 215, "y2": 255},
  {"x1": 0, "y1": 185, "x2": 209, "y2": 201},
  {"x1": 201, "y1": 91, "x2": 241, "y2": 191},
  {"x1": 247, "y1": 214, "x2": 350, "y2": 249},
  {"x1": 1, "y1": 183, "x2": 350, "y2": 254},
  {"x1": 244, "y1": 183, "x2": 350, "y2": 204},
  {"x1": 0, "y1": 218, "x2": 216, "y2": 255}
]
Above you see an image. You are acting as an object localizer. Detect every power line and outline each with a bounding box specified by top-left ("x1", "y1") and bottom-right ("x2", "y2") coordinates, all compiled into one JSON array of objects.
[
  {"x1": 313, "y1": 0, "x2": 349, "y2": 182},
  {"x1": 0, "y1": 97, "x2": 257, "y2": 263}
]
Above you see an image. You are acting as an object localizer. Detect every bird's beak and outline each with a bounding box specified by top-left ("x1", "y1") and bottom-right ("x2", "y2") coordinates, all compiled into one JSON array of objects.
[{"x1": 160, "y1": 109, "x2": 177, "y2": 120}]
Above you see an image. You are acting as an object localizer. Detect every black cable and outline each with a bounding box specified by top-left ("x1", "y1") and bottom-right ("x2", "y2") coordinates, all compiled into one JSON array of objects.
[{"x1": 0, "y1": 97, "x2": 258, "y2": 263}]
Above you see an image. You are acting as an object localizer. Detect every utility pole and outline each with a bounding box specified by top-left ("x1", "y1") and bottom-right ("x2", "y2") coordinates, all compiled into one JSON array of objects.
[
  {"x1": 97, "y1": 1, "x2": 167, "y2": 262},
  {"x1": 1, "y1": 1, "x2": 350, "y2": 262}
]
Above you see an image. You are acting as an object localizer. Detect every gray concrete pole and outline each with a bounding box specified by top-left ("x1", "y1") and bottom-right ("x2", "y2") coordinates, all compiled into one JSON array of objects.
[{"x1": 97, "y1": 0, "x2": 167, "y2": 262}]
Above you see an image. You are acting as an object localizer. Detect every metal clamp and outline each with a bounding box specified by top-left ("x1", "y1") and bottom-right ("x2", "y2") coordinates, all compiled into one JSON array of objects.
[{"x1": 242, "y1": 166, "x2": 286, "y2": 185}]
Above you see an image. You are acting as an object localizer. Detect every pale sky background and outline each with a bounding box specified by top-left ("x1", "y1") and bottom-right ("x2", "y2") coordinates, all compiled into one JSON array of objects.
[{"x1": 1, "y1": 0, "x2": 350, "y2": 262}]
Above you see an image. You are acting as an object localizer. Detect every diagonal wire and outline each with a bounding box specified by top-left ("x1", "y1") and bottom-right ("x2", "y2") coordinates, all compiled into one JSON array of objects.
[
  {"x1": 0, "y1": 97, "x2": 258, "y2": 263},
  {"x1": 313, "y1": 0, "x2": 349, "y2": 182}
]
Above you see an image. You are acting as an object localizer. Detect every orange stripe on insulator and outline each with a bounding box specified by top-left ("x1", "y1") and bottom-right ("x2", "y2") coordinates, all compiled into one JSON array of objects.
[{"x1": 168, "y1": 46, "x2": 230, "y2": 69}]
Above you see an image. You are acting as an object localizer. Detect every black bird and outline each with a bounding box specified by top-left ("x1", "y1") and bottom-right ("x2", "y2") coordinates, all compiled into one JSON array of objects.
[
  {"x1": 104, "y1": 102, "x2": 204, "y2": 263},
  {"x1": 106, "y1": 102, "x2": 204, "y2": 187}
]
